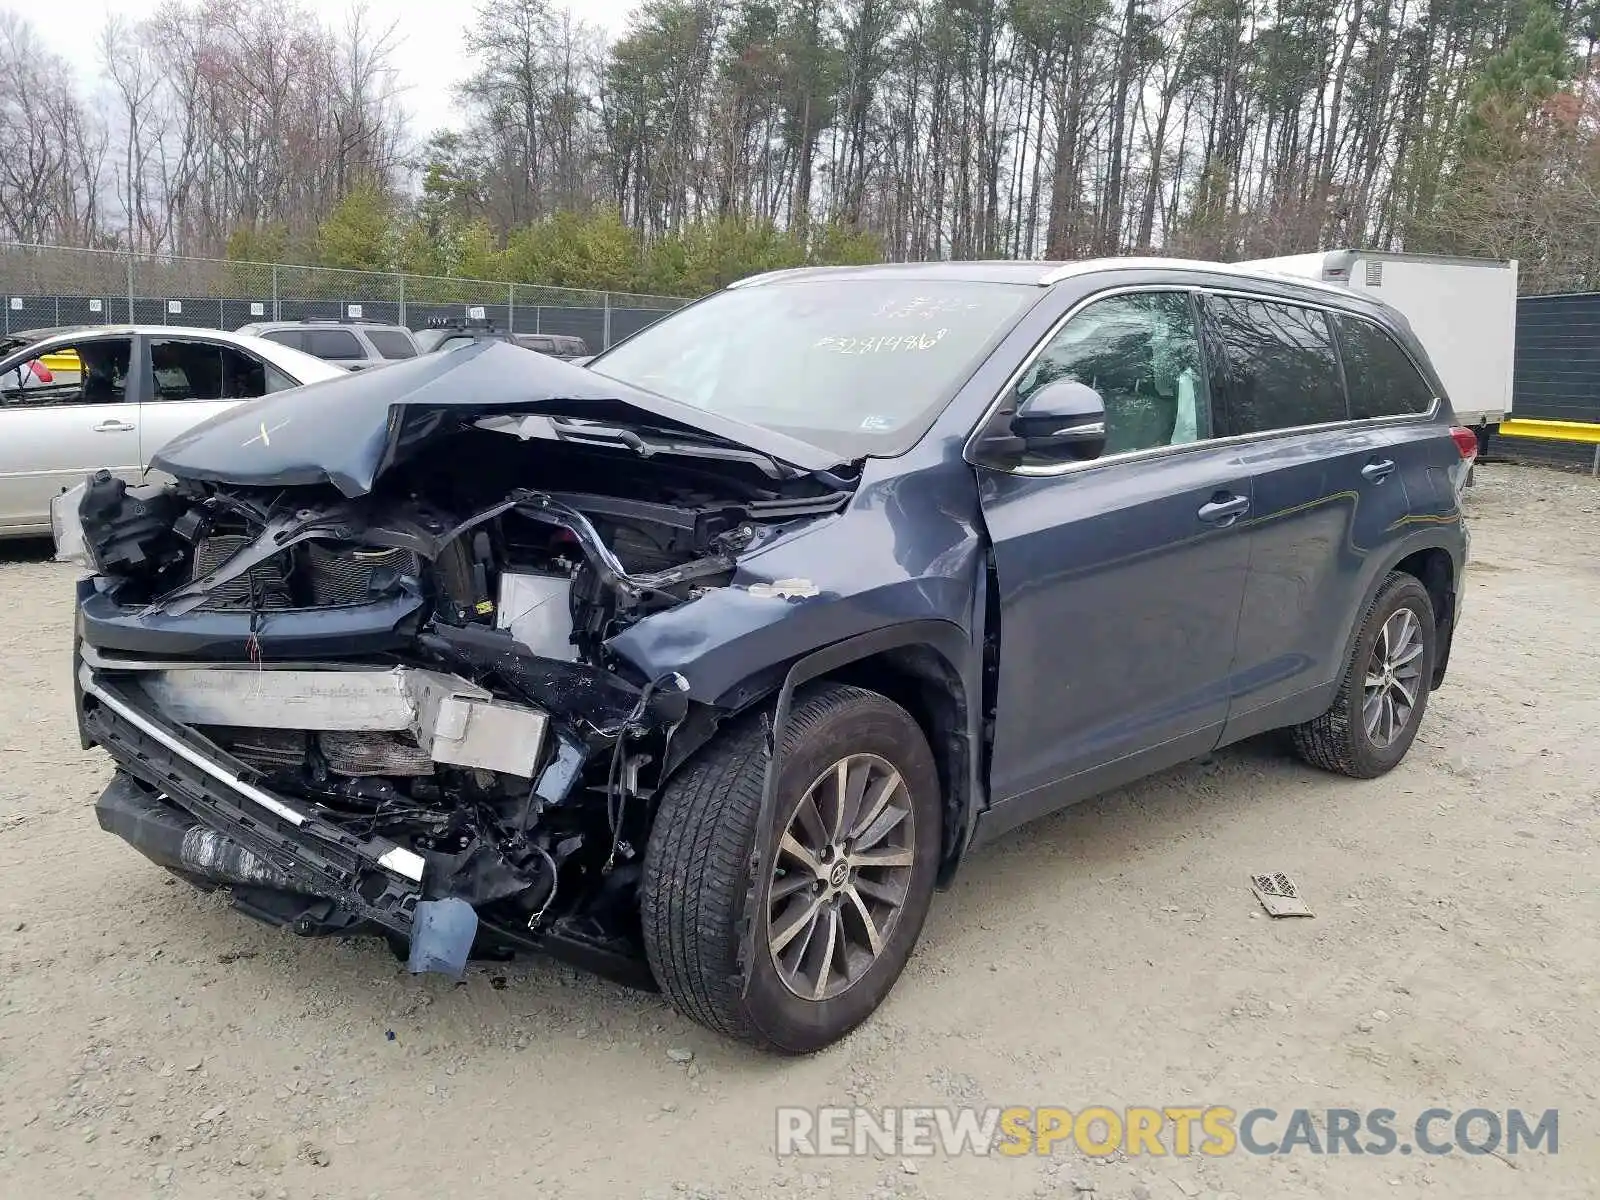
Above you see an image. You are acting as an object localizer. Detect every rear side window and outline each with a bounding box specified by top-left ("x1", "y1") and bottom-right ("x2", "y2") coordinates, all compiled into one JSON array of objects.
[
  {"x1": 305, "y1": 328, "x2": 365, "y2": 360},
  {"x1": 366, "y1": 330, "x2": 417, "y2": 359},
  {"x1": 150, "y1": 340, "x2": 270, "y2": 400},
  {"x1": 260, "y1": 329, "x2": 305, "y2": 351},
  {"x1": 1203, "y1": 296, "x2": 1346, "y2": 435},
  {"x1": 1332, "y1": 315, "x2": 1435, "y2": 418}
]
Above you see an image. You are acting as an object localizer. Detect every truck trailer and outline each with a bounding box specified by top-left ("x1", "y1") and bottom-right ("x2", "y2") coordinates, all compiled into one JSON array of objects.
[{"x1": 1238, "y1": 249, "x2": 1516, "y2": 433}]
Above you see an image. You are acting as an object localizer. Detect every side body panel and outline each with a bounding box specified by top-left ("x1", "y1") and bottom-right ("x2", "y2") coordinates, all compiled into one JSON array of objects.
[
  {"x1": 977, "y1": 447, "x2": 1253, "y2": 805},
  {"x1": 0, "y1": 334, "x2": 145, "y2": 534}
]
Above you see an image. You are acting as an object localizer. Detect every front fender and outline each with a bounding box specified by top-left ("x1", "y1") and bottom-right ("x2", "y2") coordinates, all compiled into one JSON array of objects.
[
  {"x1": 606, "y1": 574, "x2": 977, "y2": 706},
  {"x1": 734, "y1": 616, "x2": 984, "y2": 999}
]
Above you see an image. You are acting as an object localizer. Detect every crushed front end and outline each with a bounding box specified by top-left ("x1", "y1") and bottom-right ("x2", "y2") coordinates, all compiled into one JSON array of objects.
[{"x1": 68, "y1": 402, "x2": 852, "y2": 985}]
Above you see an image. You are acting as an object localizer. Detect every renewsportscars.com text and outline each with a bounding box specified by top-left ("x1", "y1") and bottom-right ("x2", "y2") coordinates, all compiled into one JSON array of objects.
[{"x1": 775, "y1": 1106, "x2": 1558, "y2": 1159}]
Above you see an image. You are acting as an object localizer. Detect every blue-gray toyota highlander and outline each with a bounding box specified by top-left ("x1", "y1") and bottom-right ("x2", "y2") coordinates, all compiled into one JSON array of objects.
[{"x1": 61, "y1": 258, "x2": 1470, "y2": 1052}]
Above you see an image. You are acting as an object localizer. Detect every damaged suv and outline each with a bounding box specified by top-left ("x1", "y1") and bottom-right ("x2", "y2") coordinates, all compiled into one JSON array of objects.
[{"x1": 64, "y1": 260, "x2": 1468, "y2": 1052}]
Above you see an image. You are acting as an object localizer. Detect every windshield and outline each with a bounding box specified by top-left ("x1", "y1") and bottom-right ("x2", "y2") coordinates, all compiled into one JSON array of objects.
[{"x1": 589, "y1": 278, "x2": 1039, "y2": 457}]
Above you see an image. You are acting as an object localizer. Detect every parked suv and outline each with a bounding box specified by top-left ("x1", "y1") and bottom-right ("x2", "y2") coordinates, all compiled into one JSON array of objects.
[
  {"x1": 235, "y1": 318, "x2": 421, "y2": 370},
  {"x1": 61, "y1": 259, "x2": 1470, "y2": 1053},
  {"x1": 413, "y1": 316, "x2": 515, "y2": 354}
]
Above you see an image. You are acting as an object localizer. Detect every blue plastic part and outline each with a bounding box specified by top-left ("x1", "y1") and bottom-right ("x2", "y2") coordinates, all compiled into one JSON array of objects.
[{"x1": 407, "y1": 898, "x2": 478, "y2": 980}]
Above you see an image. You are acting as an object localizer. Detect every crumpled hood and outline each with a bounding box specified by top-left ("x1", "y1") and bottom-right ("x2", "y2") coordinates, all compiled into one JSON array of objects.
[{"x1": 150, "y1": 339, "x2": 847, "y2": 496}]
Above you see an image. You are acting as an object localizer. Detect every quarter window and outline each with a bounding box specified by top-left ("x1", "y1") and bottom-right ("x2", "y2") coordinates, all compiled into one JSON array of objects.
[
  {"x1": 1332, "y1": 314, "x2": 1435, "y2": 418},
  {"x1": 1018, "y1": 291, "x2": 1209, "y2": 455},
  {"x1": 1203, "y1": 296, "x2": 1346, "y2": 435}
]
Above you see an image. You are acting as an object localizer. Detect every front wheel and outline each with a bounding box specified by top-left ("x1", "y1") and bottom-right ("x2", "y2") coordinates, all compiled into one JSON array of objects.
[
  {"x1": 1291, "y1": 571, "x2": 1437, "y2": 778},
  {"x1": 641, "y1": 683, "x2": 942, "y2": 1052}
]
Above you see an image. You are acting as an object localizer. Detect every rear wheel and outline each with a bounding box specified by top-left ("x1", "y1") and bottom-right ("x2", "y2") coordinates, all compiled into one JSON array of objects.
[
  {"x1": 1291, "y1": 572, "x2": 1436, "y2": 778},
  {"x1": 641, "y1": 683, "x2": 942, "y2": 1052}
]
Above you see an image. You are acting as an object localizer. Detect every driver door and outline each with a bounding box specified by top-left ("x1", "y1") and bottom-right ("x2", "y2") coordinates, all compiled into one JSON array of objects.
[
  {"x1": 0, "y1": 334, "x2": 142, "y2": 534},
  {"x1": 973, "y1": 289, "x2": 1256, "y2": 830}
]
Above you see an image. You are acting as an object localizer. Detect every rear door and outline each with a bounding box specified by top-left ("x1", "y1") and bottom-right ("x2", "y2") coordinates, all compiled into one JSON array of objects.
[
  {"x1": 0, "y1": 334, "x2": 141, "y2": 532},
  {"x1": 976, "y1": 289, "x2": 1255, "y2": 816},
  {"x1": 1200, "y1": 293, "x2": 1438, "y2": 736}
]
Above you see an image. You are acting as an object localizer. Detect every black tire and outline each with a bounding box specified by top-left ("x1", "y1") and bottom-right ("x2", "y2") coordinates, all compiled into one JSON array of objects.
[
  {"x1": 641, "y1": 683, "x2": 942, "y2": 1052},
  {"x1": 1291, "y1": 571, "x2": 1436, "y2": 779}
]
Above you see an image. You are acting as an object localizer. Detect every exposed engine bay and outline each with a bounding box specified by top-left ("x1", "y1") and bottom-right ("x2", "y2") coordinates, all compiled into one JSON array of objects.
[{"x1": 72, "y1": 419, "x2": 853, "y2": 981}]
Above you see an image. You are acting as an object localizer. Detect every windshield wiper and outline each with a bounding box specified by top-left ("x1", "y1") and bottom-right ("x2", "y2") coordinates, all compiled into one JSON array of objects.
[{"x1": 546, "y1": 416, "x2": 803, "y2": 481}]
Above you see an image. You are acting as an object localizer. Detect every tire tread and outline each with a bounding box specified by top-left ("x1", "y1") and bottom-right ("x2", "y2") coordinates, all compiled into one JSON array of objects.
[
  {"x1": 1291, "y1": 571, "x2": 1433, "y2": 779},
  {"x1": 642, "y1": 683, "x2": 894, "y2": 1049}
]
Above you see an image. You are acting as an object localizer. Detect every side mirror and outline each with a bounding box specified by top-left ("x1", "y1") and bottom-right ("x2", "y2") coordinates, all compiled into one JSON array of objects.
[{"x1": 1004, "y1": 379, "x2": 1107, "y2": 460}]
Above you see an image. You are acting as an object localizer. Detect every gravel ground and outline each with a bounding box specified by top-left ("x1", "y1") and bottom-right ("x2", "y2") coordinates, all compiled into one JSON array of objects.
[{"x1": 1, "y1": 462, "x2": 1597, "y2": 1200}]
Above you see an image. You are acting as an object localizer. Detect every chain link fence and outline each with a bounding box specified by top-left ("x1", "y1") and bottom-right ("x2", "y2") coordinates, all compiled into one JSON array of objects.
[{"x1": 0, "y1": 242, "x2": 690, "y2": 352}]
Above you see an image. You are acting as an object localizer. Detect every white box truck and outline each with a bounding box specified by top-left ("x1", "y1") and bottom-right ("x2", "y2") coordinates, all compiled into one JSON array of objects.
[{"x1": 1238, "y1": 249, "x2": 1517, "y2": 431}]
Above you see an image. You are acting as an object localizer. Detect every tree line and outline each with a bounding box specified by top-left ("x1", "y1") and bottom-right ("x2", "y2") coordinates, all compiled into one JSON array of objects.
[{"x1": 3, "y1": 0, "x2": 1598, "y2": 296}]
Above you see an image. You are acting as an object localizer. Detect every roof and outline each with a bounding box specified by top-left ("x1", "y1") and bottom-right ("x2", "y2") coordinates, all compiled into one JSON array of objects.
[
  {"x1": 727, "y1": 256, "x2": 1360, "y2": 300},
  {"x1": 237, "y1": 318, "x2": 411, "y2": 329},
  {"x1": 9, "y1": 324, "x2": 287, "y2": 341}
]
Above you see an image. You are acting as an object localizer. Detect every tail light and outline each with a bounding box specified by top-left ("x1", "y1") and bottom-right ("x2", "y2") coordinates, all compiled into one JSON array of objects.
[
  {"x1": 27, "y1": 360, "x2": 51, "y2": 383},
  {"x1": 1449, "y1": 427, "x2": 1478, "y2": 460}
]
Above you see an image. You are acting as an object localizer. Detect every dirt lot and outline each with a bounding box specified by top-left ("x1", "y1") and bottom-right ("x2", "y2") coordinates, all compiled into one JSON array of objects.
[{"x1": 1, "y1": 462, "x2": 1597, "y2": 1200}]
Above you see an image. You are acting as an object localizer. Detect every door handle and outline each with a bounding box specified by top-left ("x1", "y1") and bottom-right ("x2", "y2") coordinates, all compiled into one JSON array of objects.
[
  {"x1": 93, "y1": 419, "x2": 135, "y2": 433},
  {"x1": 1197, "y1": 493, "x2": 1250, "y2": 525},
  {"x1": 1361, "y1": 458, "x2": 1396, "y2": 483}
]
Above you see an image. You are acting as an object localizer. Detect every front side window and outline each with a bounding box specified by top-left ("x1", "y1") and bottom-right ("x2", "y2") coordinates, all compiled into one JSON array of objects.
[
  {"x1": 1203, "y1": 296, "x2": 1346, "y2": 435},
  {"x1": 1332, "y1": 314, "x2": 1435, "y2": 418},
  {"x1": 590, "y1": 278, "x2": 1040, "y2": 457},
  {"x1": 1018, "y1": 291, "x2": 1209, "y2": 456},
  {"x1": 0, "y1": 337, "x2": 131, "y2": 407}
]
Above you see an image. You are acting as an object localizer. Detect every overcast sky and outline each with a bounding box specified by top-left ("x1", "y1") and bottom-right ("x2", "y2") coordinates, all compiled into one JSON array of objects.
[{"x1": 43, "y1": 0, "x2": 639, "y2": 138}]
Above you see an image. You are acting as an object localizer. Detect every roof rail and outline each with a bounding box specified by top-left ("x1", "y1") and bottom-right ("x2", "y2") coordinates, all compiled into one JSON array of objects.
[
  {"x1": 1036, "y1": 256, "x2": 1356, "y2": 298},
  {"x1": 726, "y1": 266, "x2": 823, "y2": 290}
]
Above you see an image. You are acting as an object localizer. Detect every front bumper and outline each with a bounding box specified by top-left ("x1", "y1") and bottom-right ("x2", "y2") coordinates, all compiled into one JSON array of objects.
[
  {"x1": 81, "y1": 668, "x2": 425, "y2": 937},
  {"x1": 79, "y1": 662, "x2": 662, "y2": 988}
]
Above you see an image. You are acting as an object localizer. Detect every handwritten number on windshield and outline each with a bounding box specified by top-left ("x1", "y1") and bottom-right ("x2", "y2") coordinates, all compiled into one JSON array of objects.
[{"x1": 813, "y1": 330, "x2": 949, "y2": 355}]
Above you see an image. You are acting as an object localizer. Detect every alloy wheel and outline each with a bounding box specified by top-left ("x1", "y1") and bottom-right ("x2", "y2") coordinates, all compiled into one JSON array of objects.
[
  {"x1": 767, "y1": 753, "x2": 916, "y2": 1001},
  {"x1": 1364, "y1": 607, "x2": 1425, "y2": 748}
]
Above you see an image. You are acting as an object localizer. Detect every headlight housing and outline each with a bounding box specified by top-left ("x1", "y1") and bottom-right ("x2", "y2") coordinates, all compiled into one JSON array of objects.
[{"x1": 50, "y1": 481, "x2": 95, "y2": 570}]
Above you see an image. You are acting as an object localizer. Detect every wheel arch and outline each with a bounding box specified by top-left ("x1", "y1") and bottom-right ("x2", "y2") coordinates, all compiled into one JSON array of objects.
[
  {"x1": 1389, "y1": 543, "x2": 1459, "y2": 688},
  {"x1": 714, "y1": 620, "x2": 984, "y2": 1001},
  {"x1": 1336, "y1": 533, "x2": 1462, "y2": 695}
]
